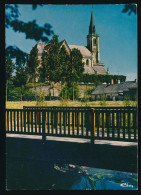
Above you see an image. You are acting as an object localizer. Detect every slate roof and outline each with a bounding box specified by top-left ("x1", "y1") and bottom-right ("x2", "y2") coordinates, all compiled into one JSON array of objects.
[
  {"x1": 91, "y1": 81, "x2": 137, "y2": 95},
  {"x1": 84, "y1": 66, "x2": 95, "y2": 74},
  {"x1": 92, "y1": 66, "x2": 107, "y2": 75},
  {"x1": 91, "y1": 84, "x2": 107, "y2": 95},
  {"x1": 84, "y1": 65, "x2": 107, "y2": 75},
  {"x1": 69, "y1": 45, "x2": 92, "y2": 57},
  {"x1": 124, "y1": 81, "x2": 138, "y2": 89},
  {"x1": 105, "y1": 83, "x2": 129, "y2": 94}
]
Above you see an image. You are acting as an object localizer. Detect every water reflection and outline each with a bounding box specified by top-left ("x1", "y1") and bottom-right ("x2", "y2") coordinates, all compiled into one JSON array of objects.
[{"x1": 52, "y1": 163, "x2": 137, "y2": 190}]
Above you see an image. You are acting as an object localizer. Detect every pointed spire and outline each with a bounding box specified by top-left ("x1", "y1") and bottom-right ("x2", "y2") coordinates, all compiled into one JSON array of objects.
[{"x1": 89, "y1": 8, "x2": 96, "y2": 34}]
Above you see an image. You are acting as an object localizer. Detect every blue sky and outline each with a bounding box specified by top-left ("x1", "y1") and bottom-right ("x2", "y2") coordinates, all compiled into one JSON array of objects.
[{"x1": 6, "y1": 4, "x2": 137, "y2": 81}]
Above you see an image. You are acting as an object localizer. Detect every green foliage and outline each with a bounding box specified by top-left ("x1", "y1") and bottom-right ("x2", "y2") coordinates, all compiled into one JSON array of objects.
[
  {"x1": 123, "y1": 94, "x2": 131, "y2": 107},
  {"x1": 40, "y1": 36, "x2": 84, "y2": 84},
  {"x1": 100, "y1": 94, "x2": 107, "y2": 107},
  {"x1": 59, "y1": 45, "x2": 71, "y2": 83},
  {"x1": 69, "y1": 48, "x2": 84, "y2": 83},
  {"x1": 8, "y1": 85, "x2": 21, "y2": 101},
  {"x1": 79, "y1": 74, "x2": 126, "y2": 84},
  {"x1": 40, "y1": 35, "x2": 62, "y2": 82},
  {"x1": 13, "y1": 68, "x2": 27, "y2": 88},
  {"x1": 5, "y1": 56, "x2": 15, "y2": 81},
  {"x1": 12, "y1": 68, "x2": 28, "y2": 101},
  {"x1": 5, "y1": 4, "x2": 54, "y2": 78},
  {"x1": 36, "y1": 86, "x2": 47, "y2": 106},
  {"x1": 7, "y1": 80, "x2": 36, "y2": 101},
  {"x1": 60, "y1": 83, "x2": 79, "y2": 100},
  {"x1": 82, "y1": 91, "x2": 89, "y2": 107},
  {"x1": 6, "y1": 4, "x2": 53, "y2": 42},
  {"x1": 6, "y1": 46, "x2": 28, "y2": 69},
  {"x1": 27, "y1": 44, "x2": 40, "y2": 82}
]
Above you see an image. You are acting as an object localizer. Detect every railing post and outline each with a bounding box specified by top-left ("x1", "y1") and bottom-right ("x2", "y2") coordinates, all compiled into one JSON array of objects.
[
  {"x1": 91, "y1": 108, "x2": 95, "y2": 144},
  {"x1": 42, "y1": 110, "x2": 46, "y2": 141}
]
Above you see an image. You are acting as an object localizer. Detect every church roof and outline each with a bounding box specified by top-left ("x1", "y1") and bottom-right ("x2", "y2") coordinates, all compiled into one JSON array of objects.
[
  {"x1": 69, "y1": 45, "x2": 92, "y2": 57},
  {"x1": 92, "y1": 66, "x2": 107, "y2": 75},
  {"x1": 84, "y1": 66, "x2": 95, "y2": 74},
  {"x1": 84, "y1": 65, "x2": 107, "y2": 75}
]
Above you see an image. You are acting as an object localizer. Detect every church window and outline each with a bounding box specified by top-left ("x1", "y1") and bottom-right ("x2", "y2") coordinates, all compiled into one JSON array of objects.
[
  {"x1": 93, "y1": 39, "x2": 96, "y2": 45},
  {"x1": 86, "y1": 59, "x2": 89, "y2": 65}
]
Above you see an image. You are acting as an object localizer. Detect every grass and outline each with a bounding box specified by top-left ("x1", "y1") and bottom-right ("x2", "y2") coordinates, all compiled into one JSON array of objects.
[{"x1": 5, "y1": 100, "x2": 136, "y2": 109}]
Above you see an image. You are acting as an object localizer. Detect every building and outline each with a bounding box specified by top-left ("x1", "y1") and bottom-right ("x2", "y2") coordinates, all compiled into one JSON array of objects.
[
  {"x1": 91, "y1": 80, "x2": 137, "y2": 101},
  {"x1": 36, "y1": 9, "x2": 108, "y2": 76}
]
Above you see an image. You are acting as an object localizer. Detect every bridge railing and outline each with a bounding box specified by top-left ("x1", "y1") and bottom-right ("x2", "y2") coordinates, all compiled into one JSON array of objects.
[{"x1": 6, "y1": 107, "x2": 138, "y2": 142}]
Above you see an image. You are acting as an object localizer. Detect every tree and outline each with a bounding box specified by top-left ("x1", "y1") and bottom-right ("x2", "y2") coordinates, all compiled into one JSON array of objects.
[
  {"x1": 27, "y1": 45, "x2": 40, "y2": 82},
  {"x1": 122, "y1": 4, "x2": 137, "y2": 15},
  {"x1": 40, "y1": 35, "x2": 60, "y2": 82},
  {"x1": 5, "y1": 4, "x2": 54, "y2": 71},
  {"x1": 5, "y1": 56, "x2": 15, "y2": 101},
  {"x1": 69, "y1": 48, "x2": 84, "y2": 100},
  {"x1": 13, "y1": 67, "x2": 28, "y2": 101}
]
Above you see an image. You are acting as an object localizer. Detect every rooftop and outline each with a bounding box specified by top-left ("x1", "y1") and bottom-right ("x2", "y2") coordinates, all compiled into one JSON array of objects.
[
  {"x1": 91, "y1": 81, "x2": 137, "y2": 95},
  {"x1": 69, "y1": 45, "x2": 92, "y2": 57}
]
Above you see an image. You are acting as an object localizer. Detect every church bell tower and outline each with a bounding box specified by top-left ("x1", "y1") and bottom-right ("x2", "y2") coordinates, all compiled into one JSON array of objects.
[{"x1": 87, "y1": 9, "x2": 100, "y2": 64}]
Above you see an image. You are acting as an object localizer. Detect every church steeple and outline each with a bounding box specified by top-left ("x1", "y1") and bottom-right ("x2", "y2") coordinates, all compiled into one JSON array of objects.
[
  {"x1": 87, "y1": 8, "x2": 100, "y2": 64},
  {"x1": 89, "y1": 9, "x2": 96, "y2": 35}
]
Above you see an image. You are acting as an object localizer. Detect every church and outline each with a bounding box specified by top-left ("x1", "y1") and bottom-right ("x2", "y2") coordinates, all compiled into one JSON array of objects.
[{"x1": 36, "y1": 9, "x2": 108, "y2": 75}]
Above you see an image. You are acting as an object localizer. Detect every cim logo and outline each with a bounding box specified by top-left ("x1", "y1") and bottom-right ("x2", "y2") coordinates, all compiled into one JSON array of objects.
[{"x1": 120, "y1": 183, "x2": 134, "y2": 188}]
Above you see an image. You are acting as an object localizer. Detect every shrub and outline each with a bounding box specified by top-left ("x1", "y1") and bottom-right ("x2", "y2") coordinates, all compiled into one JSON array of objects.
[
  {"x1": 60, "y1": 83, "x2": 79, "y2": 100},
  {"x1": 123, "y1": 95, "x2": 131, "y2": 107},
  {"x1": 100, "y1": 94, "x2": 107, "y2": 106}
]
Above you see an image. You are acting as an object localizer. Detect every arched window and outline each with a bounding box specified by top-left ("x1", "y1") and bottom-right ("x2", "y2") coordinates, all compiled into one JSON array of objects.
[{"x1": 86, "y1": 59, "x2": 89, "y2": 65}]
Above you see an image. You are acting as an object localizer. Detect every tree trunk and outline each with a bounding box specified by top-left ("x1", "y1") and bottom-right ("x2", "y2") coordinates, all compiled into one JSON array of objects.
[
  {"x1": 49, "y1": 82, "x2": 51, "y2": 101},
  {"x1": 72, "y1": 82, "x2": 74, "y2": 101},
  {"x1": 34, "y1": 77, "x2": 37, "y2": 100}
]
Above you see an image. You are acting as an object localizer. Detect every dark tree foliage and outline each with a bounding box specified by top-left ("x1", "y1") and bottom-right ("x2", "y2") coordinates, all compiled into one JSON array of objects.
[
  {"x1": 69, "y1": 48, "x2": 84, "y2": 83},
  {"x1": 40, "y1": 35, "x2": 84, "y2": 84},
  {"x1": 5, "y1": 4, "x2": 54, "y2": 69},
  {"x1": 27, "y1": 44, "x2": 40, "y2": 82},
  {"x1": 40, "y1": 35, "x2": 61, "y2": 82},
  {"x1": 6, "y1": 4, "x2": 53, "y2": 41},
  {"x1": 6, "y1": 46, "x2": 27, "y2": 69},
  {"x1": 79, "y1": 74, "x2": 126, "y2": 84},
  {"x1": 5, "y1": 56, "x2": 15, "y2": 81},
  {"x1": 5, "y1": 56, "x2": 15, "y2": 101},
  {"x1": 59, "y1": 45, "x2": 70, "y2": 83},
  {"x1": 13, "y1": 67, "x2": 28, "y2": 101},
  {"x1": 122, "y1": 4, "x2": 137, "y2": 15}
]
